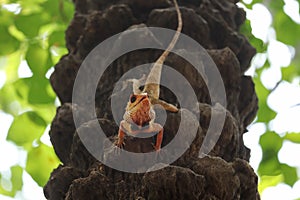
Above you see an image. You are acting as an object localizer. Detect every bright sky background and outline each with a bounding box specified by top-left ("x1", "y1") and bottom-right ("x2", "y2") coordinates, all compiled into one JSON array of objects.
[{"x1": 1, "y1": 0, "x2": 300, "y2": 199}]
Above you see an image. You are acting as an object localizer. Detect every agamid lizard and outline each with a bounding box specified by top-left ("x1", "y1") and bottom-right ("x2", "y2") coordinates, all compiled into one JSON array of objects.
[{"x1": 116, "y1": 0, "x2": 182, "y2": 151}]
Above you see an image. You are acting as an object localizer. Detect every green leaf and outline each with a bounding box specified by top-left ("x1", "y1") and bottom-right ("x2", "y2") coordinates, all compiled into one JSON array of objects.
[
  {"x1": 10, "y1": 165, "x2": 23, "y2": 195},
  {"x1": 34, "y1": 105, "x2": 56, "y2": 124},
  {"x1": 48, "y1": 30, "x2": 66, "y2": 47},
  {"x1": 25, "y1": 43, "x2": 51, "y2": 76},
  {"x1": 281, "y1": 64, "x2": 299, "y2": 82},
  {"x1": 241, "y1": 0, "x2": 264, "y2": 9},
  {"x1": 258, "y1": 175, "x2": 283, "y2": 193},
  {"x1": 12, "y1": 78, "x2": 30, "y2": 102},
  {"x1": 260, "y1": 131, "x2": 283, "y2": 153},
  {"x1": 14, "y1": 13, "x2": 49, "y2": 38},
  {"x1": 0, "y1": 26, "x2": 20, "y2": 55},
  {"x1": 0, "y1": 76, "x2": 55, "y2": 115},
  {"x1": 258, "y1": 151, "x2": 281, "y2": 176},
  {"x1": 41, "y1": 0, "x2": 74, "y2": 24},
  {"x1": 240, "y1": 19, "x2": 266, "y2": 53},
  {"x1": 269, "y1": 0, "x2": 285, "y2": 11},
  {"x1": 256, "y1": 100, "x2": 276, "y2": 123},
  {"x1": 27, "y1": 76, "x2": 56, "y2": 104},
  {"x1": 280, "y1": 164, "x2": 298, "y2": 186},
  {"x1": 4, "y1": 51, "x2": 21, "y2": 82},
  {"x1": 7, "y1": 111, "x2": 47, "y2": 148},
  {"x1": 0, "y1": 82, "x2": 23, "y2": 115},
  {"x1": 19, "y1": 0, "x2": 45, "y2": 14},
  {"x1": 284, "y1": 133, "x2": 300, "y2": 143},
  {"x1": 0, "y1": 165, "x2": 23, "y2": 197},
  {"x1": 258, "y1": 131, "x2": 283, "y2": 176},
  {"x1": 254, "y1": 75, "x2": 276, "y2": 122},
  {"x1": 273, "y1": 10, "x2": 300, "y2": 45},
  {"x1": 50, "y1": 46, "x2": 68, "y2": 64},
  {"x1": 26, "y1": 144, "x2": 59, "y2": 186},
  {"x1": 0, "y1": 8, "x2": 15, "y2": 26}
]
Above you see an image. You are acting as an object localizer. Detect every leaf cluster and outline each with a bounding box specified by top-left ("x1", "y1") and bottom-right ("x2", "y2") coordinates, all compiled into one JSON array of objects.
[
  {"x1": 0, "y1": 0, "x2": 73, "y2": 197},
  {"x1": 241, "y1": 0, "x2": 300, "y2": 195}
]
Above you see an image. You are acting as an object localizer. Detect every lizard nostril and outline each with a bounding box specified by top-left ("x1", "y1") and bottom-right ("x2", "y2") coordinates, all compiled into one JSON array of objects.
[{"x1": 130, "y1": 96, "x2": 136, "y2": 103}]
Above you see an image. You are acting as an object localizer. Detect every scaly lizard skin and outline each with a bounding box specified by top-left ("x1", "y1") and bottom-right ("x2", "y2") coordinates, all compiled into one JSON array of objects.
[{"x1": 116, "y1": 0, "x2": 182, "y2": 151}]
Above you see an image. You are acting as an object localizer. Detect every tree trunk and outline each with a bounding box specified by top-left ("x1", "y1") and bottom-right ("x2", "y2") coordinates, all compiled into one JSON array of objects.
[{"x1": 44, "y1": 0, "x2": 260, "y2": 199}]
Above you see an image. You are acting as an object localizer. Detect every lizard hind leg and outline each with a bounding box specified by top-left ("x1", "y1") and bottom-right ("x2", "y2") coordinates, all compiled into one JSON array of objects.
[
  {"x1": 115, "y1": 121, "x2": 127, "y2": 149},
  {"x1": 116, "y1": 128, "x2": 125, "y2": 148},
  {"x1": 150, "y1": 123, "x2": 164, "y2": 151},
  {"x1": 151, "y1": 98, "x2": 178, "y2": 113}
]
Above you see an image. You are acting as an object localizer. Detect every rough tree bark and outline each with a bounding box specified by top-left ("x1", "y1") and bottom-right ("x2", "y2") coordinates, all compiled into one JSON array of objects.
[{"x1": 44, "y1": 0, "x2": 260, "y2": 199}]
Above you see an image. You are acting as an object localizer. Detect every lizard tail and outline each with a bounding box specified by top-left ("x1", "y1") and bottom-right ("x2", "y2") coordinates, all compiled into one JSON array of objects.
[{"x1": 143, "y1": 0, "x2": 182, "y2": 100}]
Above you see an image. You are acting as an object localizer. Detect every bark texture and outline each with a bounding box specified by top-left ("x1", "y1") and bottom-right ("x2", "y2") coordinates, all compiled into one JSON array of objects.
[{"x1": 45, "y1": 0, "x2": 260, "y2": 199}]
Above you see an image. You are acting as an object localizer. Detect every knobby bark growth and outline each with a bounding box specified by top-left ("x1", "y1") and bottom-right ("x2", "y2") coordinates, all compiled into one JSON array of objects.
[{"x1": 45, "y1": 0, "x2": 260, "y2": 199}]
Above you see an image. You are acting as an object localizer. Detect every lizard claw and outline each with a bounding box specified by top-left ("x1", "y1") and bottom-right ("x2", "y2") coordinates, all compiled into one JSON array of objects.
[
  {"x1": 116, "y1": 141, "x2": 125, "y2": 148},
  {"x1": 151, "y1": 142, "x2": 160, "y2": 152},
  {"x1": 155, "y1": 148, "x2": 163, "y2": 160},
  {"x1": 114, "y1": 141, "x2": 125, "y2": 154}
]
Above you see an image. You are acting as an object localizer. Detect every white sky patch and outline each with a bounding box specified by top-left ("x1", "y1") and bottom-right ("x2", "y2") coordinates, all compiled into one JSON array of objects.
[
  {"x1": 0, "y1": 194, "x2": 14, "y2": 200},
  {"x1": 54, "y1": 97, "x2": 61, "y2": 107},
  {"x1": 261, "y1": 183, "x2": 299, "y2": 200},
  {"x1": 284, "y1": 0, "x2": 300, "y2": 24},
  {"x1": 243, "y1": 0, "x2": 253, "y2": 5},
  {"x1": 244, "y1": 123, "x2": 266, "y2": 171},
  {"x1": 278, "y1": 141, "x2": 300, "y2": 167},
  {"x1": 260, "y1": 65, "x2": 282, "y2": 89},
  {"x1": 45, "y1": 67, "x2": 54, "y2": 79},
  {"x1": 1, "y1": 4, "x2": 21, "y2": 14},
  {"x1": 245, "y1": 53, "x2": 267, "y2": 77},
  {"x1": 0, "y1": 142, "x2": 20, "y2": 171},
  {"x1": 0, "y1": 112, "x2": 13, "y2": 142},
  {"x1": 267, "y1": 81, "x2": 300, "y2": 113},
  {"x1": 18, "y1": 61, "x2": 32, "y2": 78},
  {"x1": 246, "y1": 4, "x2": 272, "y2": 42},
  {"x1": 0, "y1": 169, "x2": 12, "y2": 191},
  {"x1": 267, "y1": 40, "x2": 293, "y2": 68},
  {"x1": 21, "y1": 172, "x2": 46, "y2": 200},
  {"x1": 267, "y1": 28, "x2": 277, "y2": 41},
  {"x1": 271, "y1": 106, "x2": 300, "y2": 134},
  {"x1": 40, "y1": 125, "x2": 53, "y2": 146},
  {"x1": 260, "y1": 40, "x2": 293, "y2": 89},
  {"x1": 292, "y1": 77, "x2": 300, "y2": 85}
]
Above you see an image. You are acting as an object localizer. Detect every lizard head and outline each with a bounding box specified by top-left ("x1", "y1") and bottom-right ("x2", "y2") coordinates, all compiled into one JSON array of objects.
[
  {"x1": 126, "y1": 93, "x2": 151, "y2": 112},
  {"x1": 124, "y1": 93, "x2": 154, "y2": 126}
]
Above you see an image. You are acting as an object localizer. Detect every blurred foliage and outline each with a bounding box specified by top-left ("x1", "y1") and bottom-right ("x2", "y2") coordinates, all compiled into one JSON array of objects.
[
  {"x1": 0, "y1": 0, "x2": 73, "y2": 197},
  {"x1": 0, "y1": 0, "x2": 300, "y2": 199},
  {"x1": 241, "y1": 0, "x2": 300, "y2": 196}
]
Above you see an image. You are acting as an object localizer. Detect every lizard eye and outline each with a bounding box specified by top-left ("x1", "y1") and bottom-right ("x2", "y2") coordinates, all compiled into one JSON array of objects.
[{"x1": 130, "y1": 96, "x2": 136, "y2": 103}]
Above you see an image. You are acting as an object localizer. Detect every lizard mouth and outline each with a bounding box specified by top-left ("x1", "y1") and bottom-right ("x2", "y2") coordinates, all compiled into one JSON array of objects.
[
  {"x1": 132, "y1": 96, "x2": 147, "y2": 109},
  {"x1": 137, "y1": 96, "x2": 147, "y2": 105}
]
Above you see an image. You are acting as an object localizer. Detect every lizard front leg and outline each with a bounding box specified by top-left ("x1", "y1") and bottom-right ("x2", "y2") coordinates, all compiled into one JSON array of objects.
[
  {"x1": 116, "y1": 120, "x2": 127, "y2": 148},
  {"x1": 154, "y1": 128, "x2": 163, "y2": 151},
  {"x1": 151, "y1": 123, "x2": 163, "y2": 151}
]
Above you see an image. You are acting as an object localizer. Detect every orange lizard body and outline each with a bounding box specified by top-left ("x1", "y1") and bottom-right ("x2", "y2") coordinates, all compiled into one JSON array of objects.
[
  {"x1": 116, "y1": 93, "x2": 164, "y2": 151},
  {"x1": 116, "y1": 0, "x2": 182, "y2": 151}
]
